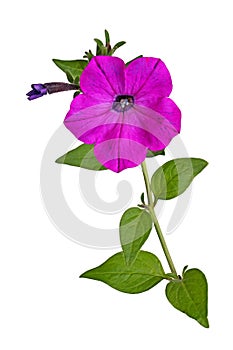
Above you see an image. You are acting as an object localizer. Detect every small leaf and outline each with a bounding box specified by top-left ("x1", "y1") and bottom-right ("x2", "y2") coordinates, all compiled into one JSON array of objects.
[
  {"x1": 80, "y1": 251, "x2": 165, "y2": 294},
  {"x1": 151, "y1": 158, "x2": 208, "y2": 200},
  {"x1": 140, "y1": 192, "x2": 145, "y2": 205},
  {"x1": 166, "y1": 268, "x2": 209, "y2": 328},
  {"x1": 146, "y1": 149, "x2": 165, "y2": 158},
  {"x1": 182, "y1": 265, "x2": 188, "y2": 275},
  {"x1": 120, "y1": 208, "x2": 152, "y2": 265},
  {"x1": 55, "y1": 144, "x2": 106, "y2": 171},
  {"x1": 126, "y1": 55, "x2": 143, "y2": 66},
  {"x1": 52, "y1": 59, "x2": 88, "y2": 83}
]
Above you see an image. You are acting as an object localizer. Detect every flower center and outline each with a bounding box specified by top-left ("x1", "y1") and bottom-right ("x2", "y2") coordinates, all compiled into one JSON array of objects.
[{"x1": 112, "y1": 95, "x2": 134, "y2": 112}]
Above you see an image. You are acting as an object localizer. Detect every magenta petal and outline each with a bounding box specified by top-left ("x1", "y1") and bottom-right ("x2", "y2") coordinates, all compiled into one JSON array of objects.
[
  {"x1": 64, "y1": 99, "x2": 179, "y2": 151},
  {"x1": 155, "y1": 98, "x2": 181, "y2": 133},
  {"x1": 135, "y1": 97, "x2": 181, "y2": 133},
  {"x1": 64, "y1": 103, "x2": 113, "y2": 141},
  {"x1": 65, "y1": 93, "x2": 102, "y2": 120},
  {"x1": 125, "y1": 57, "x2": 172, "y2": 100},
  {"x1": 123, "y1": 104, "x2": 179, "y2": 147},
  {"x1": 80, "y1": 124, "x2": 164, "y2": 150},
  {"x1": 80, "y1": 56, "x2": 125, "y2": 101},
  {"x1": 64, "y1": 102, "x2": 178, "y2": 149},
  {"x1": 94, "y1": 139, "x2": 147, "y2": 173},
  {"x1": 64, "y1": 54, "x2": 181, "y2": 173}
]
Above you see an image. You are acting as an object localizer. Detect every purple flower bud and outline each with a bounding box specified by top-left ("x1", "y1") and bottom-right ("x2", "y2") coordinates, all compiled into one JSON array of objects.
[
  {"x1": 26, "y1": 82, "x2": 79, "y2": 100},
  {"x1": 26, "y1": 84, "x2": 48, "y2": 100}
]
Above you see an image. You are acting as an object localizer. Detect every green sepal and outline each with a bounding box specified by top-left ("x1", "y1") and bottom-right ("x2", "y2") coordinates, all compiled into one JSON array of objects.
[
  {"x1": 109, "y1": 41, "x2": 126, "y2": 55},
  {"x1": 80, "y1": 251, "x2": 165, "y2": 294},
  {"x1": 52, "y1": 59, "x2": 88, "y2": 84},
  {"x1": 94, "y1": 38, "x2": 104, "y2": 47},
  {"x1": 55, "y1": 144, "x2": 106, "y2": 171},
  {"x1": 104, "y1": 29, "x2": 110, "y2": 45},
  {"x1": 120, "y1": 207, "x2": 152, "y2": 265},
  {"x1": 126, "y1": 55, "x2": 143, "y2": 66},
  {"x1": 151, "y1": 158, "x2": 208, "y2": 200},
  {"x1": 146, "y1": 149, "x2": 165, "y2": 158},
  {"x1": 73, "y1": 91, "x2": 80, "y2": 98},
  {"x1": 166, "y1": 268, "x2": 209, "y2": 328},
  {"x1": 94, "y1": 38, "x2": 104, "y2": 55},
  {"x1": 83, "y1": 50, "x2": 94, "y2": 61}
]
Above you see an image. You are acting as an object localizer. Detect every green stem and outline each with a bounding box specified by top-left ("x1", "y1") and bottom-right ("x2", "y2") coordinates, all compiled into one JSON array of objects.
[{"x1": 141, "y1": 161, "x2": 178, "y2": 276}]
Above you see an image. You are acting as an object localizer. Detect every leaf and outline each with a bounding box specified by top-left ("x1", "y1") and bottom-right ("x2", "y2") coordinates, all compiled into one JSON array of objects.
[
  {"x1": 140, "y1": 192, "x2": 145, "y2": 205},
  {"x1": 55, "y1": 144, "x2": 107, "y2": 171},
  {"x1": 80, "y1": 251, "x2": 165, "y2": 294},
  {"x1": 151, "y1": 158, "x2": 208, "y2": 200},
  {"x1": 146, "y1": 149, "x2": 165, "y2": 158},
  {"x1": 120, "y1": 208, "x2": 152, "y2": 265},
  {"x1": 52, "y1": 59, "x2": 88, "y2": 83},
  {"x1": 166, "y1": 268, "x2": 209, "y2": 328}
]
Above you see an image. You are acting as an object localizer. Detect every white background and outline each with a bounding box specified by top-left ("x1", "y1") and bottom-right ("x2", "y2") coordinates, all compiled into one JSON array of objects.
[{"x1": 1, "y1": 0, "x2": 233, "y2": 348}]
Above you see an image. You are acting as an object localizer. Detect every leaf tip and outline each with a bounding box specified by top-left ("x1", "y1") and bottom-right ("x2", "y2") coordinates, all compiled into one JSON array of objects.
[
  {"x1": 199, "y1": 317, "x2": 209, "y2": 328},
  {"x1": 55, "y1": 156, "x2": 64, "y2": 164},
  {"x1": 79, "y1": 270, "x2": 91, "y2": 279}
]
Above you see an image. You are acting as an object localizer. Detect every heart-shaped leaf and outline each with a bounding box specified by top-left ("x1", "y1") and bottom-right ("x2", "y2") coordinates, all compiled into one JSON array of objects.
[
  {"x1": 151, "y1": 158, "x2": 208, "y2": 200},
  {"x1": 80, "y1": 251, "x2": 165, "y2": 294},
  {"x1": 52, "y1": 59, "x2": 88, "y2": 84},
  {"x1": 166, "y1": 268, "x2": 209, "y2": 328},
  {"x1": 55, "y1": 144, "x2": 106, "y2": 170},
  {"x1": 120, "y1": 208, "x2": 152, "y2": 265}
]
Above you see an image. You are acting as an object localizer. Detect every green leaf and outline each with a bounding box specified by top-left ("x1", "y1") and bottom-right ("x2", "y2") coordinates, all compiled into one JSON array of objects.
[
  {"x1": 55, "y1": 144, "x2": 106, "y2": 171},
  {"x1": 120, "y1": 208, "x2": 152, "y2": 265},
  {"x1": 166, "y1": 268, "x2": 209, "y2": 328},
  {"x1": 151, "y1": 158, "x2": 208, "y2": 200},
  {"x1": 140, "y1": 192, "x2": 145, "y2": 205},
  {"x1": 80, "y1": 251, "x2": 165, "y2": 294},
  {"x1": 146, "y1": 149, "x2": 165, "y2": 158},
  {"x1": 52, "y1": 59, "x2": 88, "y2": 83}
]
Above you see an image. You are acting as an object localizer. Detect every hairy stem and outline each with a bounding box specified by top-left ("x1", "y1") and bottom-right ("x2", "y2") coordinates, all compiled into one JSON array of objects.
[{"x1": 141, "y1": 161, "x2": 178, "y2": 276}]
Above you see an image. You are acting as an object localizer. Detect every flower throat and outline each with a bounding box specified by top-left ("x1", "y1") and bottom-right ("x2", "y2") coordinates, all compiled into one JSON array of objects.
[{"x1": 112, "y1": 95, "x2": 134, "y2": 112}]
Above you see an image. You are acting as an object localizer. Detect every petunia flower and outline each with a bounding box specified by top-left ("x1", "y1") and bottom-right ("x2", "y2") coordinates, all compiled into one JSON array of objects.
[{"x1": 64, "y1": 56, "x2": 181, "y2": 173}]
